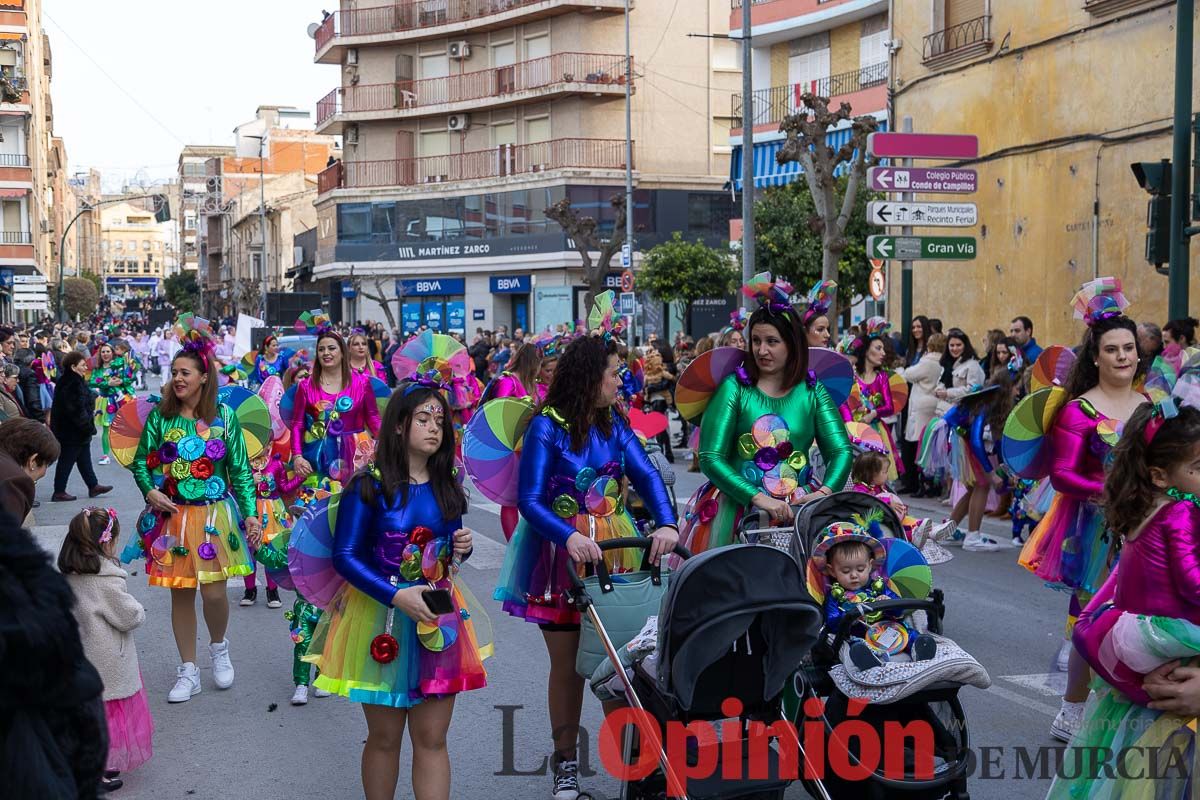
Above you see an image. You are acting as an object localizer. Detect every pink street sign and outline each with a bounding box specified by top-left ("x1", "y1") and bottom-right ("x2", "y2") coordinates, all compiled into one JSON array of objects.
[{"x1": 867, "y1": 132, "x2": 979, "y2": 160}]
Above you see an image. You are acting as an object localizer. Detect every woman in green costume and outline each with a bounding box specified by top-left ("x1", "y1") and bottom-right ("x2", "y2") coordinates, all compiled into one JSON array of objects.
[{"x1": 680, "y1": 273, "x2": 853, "y2": 553}]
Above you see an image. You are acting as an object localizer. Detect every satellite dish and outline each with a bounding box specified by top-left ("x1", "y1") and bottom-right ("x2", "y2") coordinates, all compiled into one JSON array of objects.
[{"x1": 306, "y1": 22, "x2": 320, "y2": 39}]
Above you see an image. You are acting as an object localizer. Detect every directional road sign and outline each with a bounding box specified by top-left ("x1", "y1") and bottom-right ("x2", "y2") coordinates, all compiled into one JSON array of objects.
[
  {"x1": 868, "y1": 167, "x2": 978, "y2": 194},
  {"x1": 867, "y1": 132, "x2": 979, "y2": 160},
  {"x1": 867, "y1": 235, "x2": 977, "y2": 261},
  {"x1": 868, "y1": 201, "x2": 978, "y2": 227}
]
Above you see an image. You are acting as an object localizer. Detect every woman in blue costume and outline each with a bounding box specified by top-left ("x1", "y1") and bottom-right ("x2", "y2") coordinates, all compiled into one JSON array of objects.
[
  {"x1": 248, "y1": 335, "x2": 290, "y2": 390},
  {"x1": 303, "y1": 380, "x2": 487, "y2": 800},
  {"x1": 494, "y1": 333, "x2": 679, "y2": 800}
]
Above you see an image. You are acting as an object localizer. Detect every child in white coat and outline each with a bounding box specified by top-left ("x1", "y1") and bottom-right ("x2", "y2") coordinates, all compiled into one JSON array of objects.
[{"x1": 59, "y1": 508, "x2": 153, "y2": 791}]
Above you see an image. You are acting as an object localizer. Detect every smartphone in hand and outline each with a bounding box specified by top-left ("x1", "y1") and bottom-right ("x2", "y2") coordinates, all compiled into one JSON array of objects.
[{"x1": 423, "y1": 588, "x2": 455, "y2": 616}]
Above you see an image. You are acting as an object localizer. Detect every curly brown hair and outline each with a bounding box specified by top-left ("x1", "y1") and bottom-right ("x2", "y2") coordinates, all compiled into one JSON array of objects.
[{"x1": 1104, "y1": 403, "x2": 1200, "y2": 537}]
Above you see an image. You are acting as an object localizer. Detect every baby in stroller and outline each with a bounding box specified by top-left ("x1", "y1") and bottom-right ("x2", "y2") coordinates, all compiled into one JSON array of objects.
[{"x1": 815, "y1": 519, "x2": 938, "y2": 671}]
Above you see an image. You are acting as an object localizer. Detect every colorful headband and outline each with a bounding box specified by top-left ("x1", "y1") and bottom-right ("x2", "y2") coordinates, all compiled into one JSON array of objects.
[
  {"x1": 740, "y1": 272, "x2": 794, "y2": 315},
  {"x1": 404, "y1": 369, "x2": 451, "y2": 395},
  {"x1": 174, "y1": 313, "x2": 216, "y2": 371},
  {"x1": 88, "y1": 507, "x2": 118, "y2": 543},
  {"x1": 863, "y1": 316, "x2": 891, "y2": 339},
  {"x1": 1072, "y1": 277, "x2": 1130, "y2": 328},
  {"x1": 262, "y1": 335, "x2": 277, "y2": 349},
  {"x1": 725, "y1": 308, "x2": 750, "y2": 333},
  {"x1": 803, "y1": 280, "x2": 837, "y2": 325},
  {"x1": 1142, "y1": 356, "x2": 1200, "y2": 444}
]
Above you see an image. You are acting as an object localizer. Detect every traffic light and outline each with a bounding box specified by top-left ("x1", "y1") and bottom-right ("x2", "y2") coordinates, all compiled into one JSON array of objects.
[
  {"x1": 152, "y1": 194, "x2": 171, "y2": 223},
  {"x1": 1131, "y1": 159, "x2": 1171, "y2": 274}
]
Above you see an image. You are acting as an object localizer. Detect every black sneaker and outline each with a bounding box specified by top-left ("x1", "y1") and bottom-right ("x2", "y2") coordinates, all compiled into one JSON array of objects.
[
  {"x1": 551, "y1": 753, "x2": 580, "y2": 800},
  {"x1": 240, "y1": 588, "x2": 257, "y2": 606},
  {"x1": 849, "y1": 640, "x2": 884, "y2": 671},
  {"x1": 913, "y1": 634, "x2": 937, "y2": 661},
  {"x1": 266, "y1": 587, "x2": 282, "y2": 608}
]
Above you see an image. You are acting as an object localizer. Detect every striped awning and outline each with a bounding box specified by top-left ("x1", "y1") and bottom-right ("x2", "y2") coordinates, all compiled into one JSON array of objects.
[
  {"x1": 0, "y1": 188, "x2": 27, "y2": 198},
  {"x1": 729, "y1": 118, "x2": 889, "y2": 191}
]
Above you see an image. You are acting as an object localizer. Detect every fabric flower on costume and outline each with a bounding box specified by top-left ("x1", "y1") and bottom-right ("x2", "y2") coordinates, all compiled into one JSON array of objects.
[
  {"x1": 190, "y1": 457, "x2": 215, "y2": 480},
  {"x1": 177, "y1": 477, "x2": 205, "y2": 501},
  {"x1": 177, "y1": 435, "x2": 206, "y2": 461},
  {"x1": 159, "y1": 442, "x2": 179, "y2": 463},
  {"x1": 204, "y1": 477, "x2": 227, "y2": 500},
  {"x1": 335, "y1": 395, "x2": 354, "y2": 413},
  {"x1": 164, "y1": 428, "x2": 185, "y2": 443},
  {"x1": 205, "y1": 439, "x2": 226, "y2": 461},
  {"x1": 147, "y1": 451, "x2": 161, "y2": 470},
  {"x1": 170, "y1": 460, "x2": 192, "y2": 480}
]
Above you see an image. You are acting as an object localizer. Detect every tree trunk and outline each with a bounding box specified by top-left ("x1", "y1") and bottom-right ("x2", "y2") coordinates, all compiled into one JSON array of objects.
[
  {"x1": 822, "y1": 238, "x2": 842, "y2": 337},
  {"x1": 358, "y1": 278, "x2": 398, "y2": 332}
]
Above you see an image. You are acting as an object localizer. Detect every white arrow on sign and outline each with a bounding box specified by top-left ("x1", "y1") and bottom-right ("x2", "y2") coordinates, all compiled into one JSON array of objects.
[
  {"x1": 875, "y1": 168, "x2": 893, "y2": 189},
  {"x1": 868, "y1": 201, "x2": 978, "y2": 228},
  {"x1": 873, "y1": 239, "x2": 893, "y2": 258}
]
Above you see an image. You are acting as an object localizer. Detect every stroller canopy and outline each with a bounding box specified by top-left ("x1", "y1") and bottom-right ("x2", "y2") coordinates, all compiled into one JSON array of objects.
[{"x1": 656, "y1": 544, "x2": 822, "y2": 711}]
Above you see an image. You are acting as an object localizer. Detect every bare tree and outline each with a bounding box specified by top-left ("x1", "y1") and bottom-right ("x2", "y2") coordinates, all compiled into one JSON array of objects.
[
  {"x1": 357, "y1": 277, "x2": 399, "y2": 332},
  {"x1": 545, "y1": 193, "x2": 627, "y2": 310},
  {"x1": 236, "y1": 278, "x2": 262, "y2": 315},
  {"x1": 776, "y1": 93, "x2": 878, "y2": 328}
]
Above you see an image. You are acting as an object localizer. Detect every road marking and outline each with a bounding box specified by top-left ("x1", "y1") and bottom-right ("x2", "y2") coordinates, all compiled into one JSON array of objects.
[
  {"x1": 1000, "y1": 672, "x2": 1068, "y2": 697},
  {"x1": 985, "y1": 684, "x2": 1061, "y2": 718}
]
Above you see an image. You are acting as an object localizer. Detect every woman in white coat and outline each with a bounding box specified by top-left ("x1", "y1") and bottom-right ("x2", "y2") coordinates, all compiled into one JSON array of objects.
[
  {"x1": 934, "y1": 329, "x2": 985, "y2": 413},
  {"x1": 899, "y1": 333, "x2": 946, "y2": 497}
]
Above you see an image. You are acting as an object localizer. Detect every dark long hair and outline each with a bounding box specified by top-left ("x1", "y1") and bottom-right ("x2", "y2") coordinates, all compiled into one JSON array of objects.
[
  {"x1": 312, "y1": 331, "x2": 351, "y2": 390},
  {"x1": 743, "y1": 307, "x2": 809, "y2": 389},
  {"x1": 354, "y1": 385, "x2": 466, "y2": 519},
  {"x1": 850, "y1": 333, "x2": 893, "y2": 377},
  {"x1": 957, "y1": 368, "x2": 1016, "y2": 440},
  {"x1": 1105, "y1": 403, "x2": 1200, "y2": 536},
  {"x1": 907, "y1": 315, "x2": 931, "y2": 360},
  {"x1": 158, "y1": 349, "x2": 219, "y2": 421},
  {"x1": 505, "y1": 342, "x2": 542, "y2": 393},
  {"x1": 541, "y1": 335, "x2": 618, "y2": 452},
  {"x1": 1063, "y1": 315, "x2": 1143, "y2": 399}
]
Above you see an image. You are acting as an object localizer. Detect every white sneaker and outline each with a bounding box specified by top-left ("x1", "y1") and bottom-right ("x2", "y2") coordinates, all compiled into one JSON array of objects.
[
  {"x1": 168, "y1": 662, "x2": 201, "y2": 703},
  {"x1": 209, "y1": 639, "x2": 234, "y2": 689},
  {"x1": 1012, "y1": 536, "x2": 1025, "y2": 548},
  {"x1": 920, "y1": 538, "x2": 954, "y2": 565},
  {"x1": 1056, "y1": 639, "x2": 1073, "y2": 672},
  {"x1": 313, "y1": 686, "x2": 332, "y2": 698},
  {"x1": 931, "y1": 518, "x2": 959, "y2": 543},
  {"x1": 962, "y1": 531, "x2": 1002, "y2": 552},
  {"x1": 911, "y1": 518, "x2": 933, "y2": 549},
  {"x1": 98, "y1": 455, "x2": 110, "y2": 465},
  {"x1": 1051, "y1": 700, "x2": 1085, "y2": 743},
  {"x1": 290, "y1": 684, "x2": 309, "y2": 705}
]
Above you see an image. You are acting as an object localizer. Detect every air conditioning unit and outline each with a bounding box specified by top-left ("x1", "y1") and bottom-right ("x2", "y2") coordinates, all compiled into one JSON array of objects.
[
  {"x1": 448, "y1": 41, "x2": 471, "y2": 59},
  {"x1": 447, "y1": 113, "x2": 471, "y2": 131},
  {"x1": 345, "y1": 124, "x2": 360, "y2": 144},
  {"x1": 347, "y1": 48, "x2": 359, "y2": 65}
]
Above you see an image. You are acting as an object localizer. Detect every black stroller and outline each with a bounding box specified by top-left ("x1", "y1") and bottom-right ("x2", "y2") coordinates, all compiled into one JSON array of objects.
[
  {"x1": 770, "y1": 491, "x2": 974, "y2": 800},
  {"x1": 570, "y1": 537, "x2": 829, "y2": 800}
]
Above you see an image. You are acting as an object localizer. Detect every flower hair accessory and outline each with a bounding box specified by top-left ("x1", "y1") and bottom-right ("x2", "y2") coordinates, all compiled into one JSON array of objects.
[
  {"x1": 1071, "y1": 277, "x2": 1130, "y2": 327},
  {"x1": 863, "y1": 316, "x2": 891, "y2": 339},
  {"x1": 88, "y1": 507, "x2": 118, "y2": 543},
  {"x1": 587, "y1": 290, "x2": 625, "y2": 343},
  {"x1": 174, "y1": 313, "x2": 216, "y2": 371},
  {"x1": 405, "y1": 369, "x2": 451, "y2": 395},
  {"x1": 803, "y1": 280, "x2": 837, "y2": 325},
  {"x1": 725, "y1": 308, "x2": 750, "y2": 332},
  {"x1": 740, "y1": 272, "x2": 794, "y2": 315}
]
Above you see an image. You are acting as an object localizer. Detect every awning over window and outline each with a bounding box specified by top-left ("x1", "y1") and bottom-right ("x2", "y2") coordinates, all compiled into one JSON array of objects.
[
  {"x1": 0, "y1": 188, "x2": 27, "y2": 198},
  {"x1": 729, "y1": 117, "x2": 889, "y2": 191}
]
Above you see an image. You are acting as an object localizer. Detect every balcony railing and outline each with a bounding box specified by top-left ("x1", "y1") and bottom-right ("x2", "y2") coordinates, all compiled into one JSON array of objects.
[
  {"x1": 316, "y1": 0, "x2": 615, "y2": 50},
  {"x1": 923, "y1": 15, "x2": 991, "y2": 61},
  {"x1": 0, "y1": 153, "x2": 29, "y2": 167},
  {"x1": 0, "y1": 231, "x2": 31, "y2": 244},
  {"x1": 730, "y1": 0, "x2": 778, "y2": 7},
  {"x1": 319, "y1": 137, "x2": 628, "y2": 192},
  {"x1": 731, "y1": 62, "x2": 887, "y2": 128},
  {"x1": 317, "y1": 52, "x2": 628, "y2": 126}
]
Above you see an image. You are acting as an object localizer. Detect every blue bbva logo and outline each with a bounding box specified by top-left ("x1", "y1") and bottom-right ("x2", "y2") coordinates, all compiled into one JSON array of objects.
[{"x1": 416, "y1": 281, "x2": 444, "y2": 292}]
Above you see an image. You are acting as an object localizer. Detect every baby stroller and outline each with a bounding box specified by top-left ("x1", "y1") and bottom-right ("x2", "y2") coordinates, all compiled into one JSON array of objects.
[
  {"x1": 749, "y1": 491, "x2": 982, "y2": 800},
  {"x1": 570, "y1": 537, "x2": 829, "y2": 800}
]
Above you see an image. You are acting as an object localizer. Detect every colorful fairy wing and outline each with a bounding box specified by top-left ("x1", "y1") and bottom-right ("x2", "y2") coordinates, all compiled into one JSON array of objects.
[
  {"x1": 882, "y1": 538, "x2": 932, "y2": 599},
  {"x1": 845, "y1": 421, "x2": 887, "y2": 454},
  {"x1": 1000, "y1": 386, "x2": 1070, "y2": 479},
  {"x1": 217, "y1": 385, "x2": 272, "y2": 461},
  {"x1": 1030, "y1": 345, "x2": 1077, "y2": 392},
  {"x1": 258, "y1": 375, "x2": 287, "y2": 438},
  {"x1": 369, "y1": 376, "x2": 393, "y2": 417},
  {"x1": 808, "y1": 348, "x2": 854, "y2": 407},
  {"x1": 462, "y1": 397, "x2": 535, "y2": 506},
  {"x1": 110, "y1": 397, "x2": 156, "y2": 468},
  {"x1": 888, "y1": 371, "x2": 909, "y2": 415},
  {"x1": 288, "y1": 494, "x2": 344, "y2": 609},
  {"x1": 674, "y1": 346, "x2": 747, "y2": 423}
]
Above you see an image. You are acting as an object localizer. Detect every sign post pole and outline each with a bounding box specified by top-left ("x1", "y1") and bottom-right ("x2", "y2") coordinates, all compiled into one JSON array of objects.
[{"x1": 899, "y1": 117, "x2": 913, "y2": 346}]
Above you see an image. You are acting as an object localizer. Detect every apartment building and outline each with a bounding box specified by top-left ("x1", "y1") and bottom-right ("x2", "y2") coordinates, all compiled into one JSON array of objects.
[
  {"x1": 197, "y1": 106, "x2": 337, "y2": 318},
  {"x1": 67, "y1": 167, "x2": 101, "y2": 277},
  {"x1": 728, "y1": 0, "x2": 889, "y2": 192},
  {"x1": 889, "y1": 0, "x2": 1200, "y2": 345},
  {"x1": 99, "y1": 196, "x2": 173, "y2": 301},
  {"x1": 310, "y1": 0, "x2": 739, "y2": 335},
  {"x1": 178, "y1": 145, "x2": 234, "y2": 284}
]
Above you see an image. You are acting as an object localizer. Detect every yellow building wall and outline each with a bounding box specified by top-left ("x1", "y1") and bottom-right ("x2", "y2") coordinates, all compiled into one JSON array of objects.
[
  {"x1": 828, "y1": 22, "x2": 859, "y2": 76},
  {"x1": 888, "y1": 1, "x2": 1200, "y2": 347},
  {"x1": 770, "y1": 42, "x2": 789, "y2": 88}
]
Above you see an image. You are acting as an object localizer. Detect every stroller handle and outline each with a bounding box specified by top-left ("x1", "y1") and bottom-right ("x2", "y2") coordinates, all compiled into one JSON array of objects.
[
  {"x1": 565, "y1": 536, "x2": 692, "y2": 596},
  {"x1": 828, "y1": 596, "x2": 946, "y2": 657}
]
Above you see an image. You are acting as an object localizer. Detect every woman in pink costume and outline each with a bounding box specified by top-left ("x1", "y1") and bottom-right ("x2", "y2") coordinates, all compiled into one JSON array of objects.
[
  {"x1": 1049, "y1": 401, "x2": 1200, "y2": 800},
  {"x1": 1017, "y1": 278, "x2": 1145, "y2": 743},
  {"x1": 477, "y1": 341, "x2": 545, "y2": 539},
  {"x1": 290, "y1": 329, "x2": 382, "y2": 490},
  {"x1": 348, "y1": 330, "x2": 386, "y2": 379},
  {"x1": 841, "y1": 317, "x2": 902, "y2": 481}
]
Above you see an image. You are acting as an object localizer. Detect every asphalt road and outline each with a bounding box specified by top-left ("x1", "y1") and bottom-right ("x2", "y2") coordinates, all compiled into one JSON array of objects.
[{"x1": 26, "y1": 398, "x2": 1070, "y2": 800}]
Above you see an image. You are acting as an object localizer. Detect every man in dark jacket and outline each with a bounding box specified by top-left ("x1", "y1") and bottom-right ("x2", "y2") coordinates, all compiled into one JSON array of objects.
[{"x1": 49, "y1": 351, "x2": 110, "y2": 501}]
